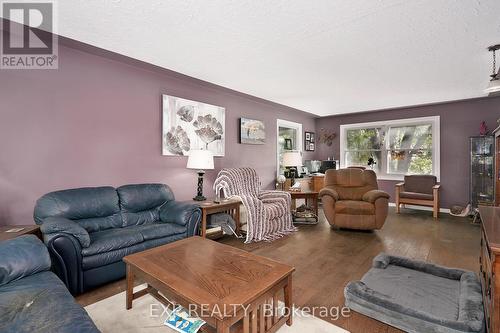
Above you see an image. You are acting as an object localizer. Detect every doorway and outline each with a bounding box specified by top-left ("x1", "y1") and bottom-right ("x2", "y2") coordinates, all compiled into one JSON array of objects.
[{"x1": 276, "y1": 119, "x2": 303, "y2": 176}]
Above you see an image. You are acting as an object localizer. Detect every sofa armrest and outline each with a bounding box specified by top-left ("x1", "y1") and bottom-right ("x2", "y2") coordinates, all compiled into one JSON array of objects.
[
  {"x1": 362, "y1": 190, "x2": 390, "y2": 203},
  {"x1": 319, "y1": 187, "x2": 339, "y2": 201},
  {"x1": 395, "y1": 182, "x2": 405, "y2": 187},
  {"x1": 259, "y1": 190, "x2": 290, "y2": 204},
  {"x1": 40, "y1": 217, "x2": 90, "y2": 248},
  {"x1": 0, "y1": 235, "x2": 51, "y2": 287},
  {"x1": 159, "y1": 201, "x2": 202, "y2": 237},
  {"x1": 433, "y1": 184, "x2": 441, "y2": 190},
  {"x1": 47, "y1": 234, "x2": 84, "y2": 295}
]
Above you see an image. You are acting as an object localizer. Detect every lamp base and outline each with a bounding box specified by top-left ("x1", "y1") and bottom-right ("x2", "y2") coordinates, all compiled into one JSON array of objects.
[{"x1": 193, "y1": 170, "x2": 206, "y2": 201}]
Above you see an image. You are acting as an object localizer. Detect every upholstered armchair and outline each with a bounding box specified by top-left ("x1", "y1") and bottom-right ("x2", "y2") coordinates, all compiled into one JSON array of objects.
[
  {"x1": 213, "y1": 168, "x2": 296, "y2": 243},
  {"x1": 395, "y1": 175, "x2": 440, "y2": 219},
  {"x1": 319, "y1": 168, "x2": 390, "y2": 230}
]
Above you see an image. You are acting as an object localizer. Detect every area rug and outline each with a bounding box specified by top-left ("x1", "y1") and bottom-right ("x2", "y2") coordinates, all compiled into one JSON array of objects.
[{"x1": 85, "y1": 286, "x2": 348, "y2": 333}]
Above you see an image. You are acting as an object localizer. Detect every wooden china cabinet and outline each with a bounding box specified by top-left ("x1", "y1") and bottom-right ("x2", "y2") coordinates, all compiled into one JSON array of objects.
[{"x1": 479, "y1": 206, "x2": 500, "y2": 332}]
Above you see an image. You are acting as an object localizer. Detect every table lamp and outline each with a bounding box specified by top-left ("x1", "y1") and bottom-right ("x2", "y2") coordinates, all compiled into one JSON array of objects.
[
  {"x1": 187, "y1": 149, "x2": 214, "y2": 201},
  {"x1": 282, "y1": 151, "x2": 303, "y2": 186}
]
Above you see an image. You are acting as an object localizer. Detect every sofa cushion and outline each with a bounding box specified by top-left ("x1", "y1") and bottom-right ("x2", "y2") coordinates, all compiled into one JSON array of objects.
[
  {"x1": 0, "y1": 236, "x2": 51, "y2": 287},
  {"x1": 400, "y1": 191, "x2": 434, "y2": 201},
  {"x1": 0, "y1": 271, "x2": 99, "y2": 333},
  {"x1": 336, "y1": 200, "x2": 375, "y2": 215},
  {"x1": 117, "y1": 184, "x2": 175, "y2": 226},
  {"x1": 82, "y1": 228, "x2": 144, "y2": 257},
  {"x1": 324, "y1": 169, "x2": 379, "y2": 201},
  {"x1": 34, "y1": 186, "x2": 122, "y2": 233},
  {"x1": 404, "y1": 175, "x2": 437, "y2": 195},
  {"x1": 128, "y1": 223, "x2": 187, "y2": 241},
  {"x1": 82, "y1": 233, "x2": 186, "y2": 270}
]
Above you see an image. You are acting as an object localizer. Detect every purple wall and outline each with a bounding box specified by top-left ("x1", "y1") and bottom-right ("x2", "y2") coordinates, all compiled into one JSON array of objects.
[
  {"x1": 0, "y1": 38, "x2": 316, "y2": 226},
  {"x1": 315, "y1": 97, "x2": 500, "y2": 208}
]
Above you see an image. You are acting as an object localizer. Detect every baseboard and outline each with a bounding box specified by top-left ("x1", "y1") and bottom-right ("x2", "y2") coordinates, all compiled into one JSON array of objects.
[{"x1": 388, "y1": 202, "x2": 450, "y2": 214}]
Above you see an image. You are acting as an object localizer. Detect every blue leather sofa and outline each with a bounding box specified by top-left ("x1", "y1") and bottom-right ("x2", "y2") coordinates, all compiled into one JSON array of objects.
[
  {"x1": 34, "y1": 183, "x2": 201, "y2": 295},
  {"x1": 0, "y1": 235, "x2": 100, "y2": 333}
]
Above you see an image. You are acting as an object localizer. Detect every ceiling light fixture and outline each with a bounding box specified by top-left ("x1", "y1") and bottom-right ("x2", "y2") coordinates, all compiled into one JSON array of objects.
[{"x1": 485, "y1": 44, "x2": 500, "y2": 96}]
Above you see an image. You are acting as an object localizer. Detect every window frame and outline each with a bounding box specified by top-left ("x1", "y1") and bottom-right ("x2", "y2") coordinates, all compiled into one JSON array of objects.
[{"x1": 339, "y1": 116, "x2": 440, "y2": 181}]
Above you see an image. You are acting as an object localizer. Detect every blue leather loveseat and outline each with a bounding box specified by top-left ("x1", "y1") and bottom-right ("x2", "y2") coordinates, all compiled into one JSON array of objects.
[
  {"x1": 34, "y1": 183, "x2": 201, "y2": 295},
  {"x1": 0, "y1": 235, "x2": 100, "y2": 333}
]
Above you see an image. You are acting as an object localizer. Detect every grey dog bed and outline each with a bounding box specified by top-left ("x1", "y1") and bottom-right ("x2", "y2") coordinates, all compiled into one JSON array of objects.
[{"x1": 344, "y1": 253, "x2": 484, "y2": 333}]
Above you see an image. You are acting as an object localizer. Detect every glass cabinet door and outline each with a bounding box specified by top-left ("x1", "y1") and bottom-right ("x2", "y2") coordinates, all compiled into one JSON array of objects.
[{"x1": 470, "y1": 136, "x2": 494, "y2": 208}]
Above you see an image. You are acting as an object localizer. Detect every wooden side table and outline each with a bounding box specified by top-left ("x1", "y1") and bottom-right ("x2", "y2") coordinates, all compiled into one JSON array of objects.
[
  {"x1": 289, "y1": 191, "x2": 319, "y2": 223},
  {"x1": 193, "y1": 198, "x2": 241, "y2": 238},
  {"x1": 0, "y1": 225, "x2": 41, "y2": 241}
]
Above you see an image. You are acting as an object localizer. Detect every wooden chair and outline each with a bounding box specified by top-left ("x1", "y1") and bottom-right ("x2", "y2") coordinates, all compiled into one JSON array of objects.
[{"x1": 395, "y1": 175, "x2": 440, "y2": 219}]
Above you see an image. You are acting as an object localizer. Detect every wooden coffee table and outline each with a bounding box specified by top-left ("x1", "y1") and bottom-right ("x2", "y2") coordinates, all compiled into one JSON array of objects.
[{"x1": 123, "y1": 236, "x2": 294, "y2": 333}]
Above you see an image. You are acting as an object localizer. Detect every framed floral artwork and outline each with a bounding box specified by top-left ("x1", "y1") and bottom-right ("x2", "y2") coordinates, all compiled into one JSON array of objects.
[{"x1": 162, "y1": 94, "x2": 225, "y2": 156}]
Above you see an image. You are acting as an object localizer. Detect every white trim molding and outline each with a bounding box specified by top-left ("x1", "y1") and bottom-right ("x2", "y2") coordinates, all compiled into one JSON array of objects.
[
  {"x1": 276, "y1": 119, "x2": 303, "y2": 176},
  {"x1": 339, "y1": 116, "x2": 440, "y2": 181}
]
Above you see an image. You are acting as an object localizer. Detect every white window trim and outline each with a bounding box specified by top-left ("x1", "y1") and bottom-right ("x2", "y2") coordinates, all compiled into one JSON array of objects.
[
  {"x1": 276, "y1": 119, "x2": 303, "y2": 176},
  {"x1": 339, "y1": 116, "x2": 440, "y2": 181}
]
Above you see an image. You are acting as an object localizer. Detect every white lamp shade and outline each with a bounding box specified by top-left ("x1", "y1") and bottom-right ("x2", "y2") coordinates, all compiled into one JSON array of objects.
[
  {"x1": 282, "y1": 151, "x2": 302, "y2": 167},
  {"x1": 485, "y1": 78, "x2": 500, "y2": 95},
  {"x1": 187, "y1": 149, "x2": 214, "y2": 170}
]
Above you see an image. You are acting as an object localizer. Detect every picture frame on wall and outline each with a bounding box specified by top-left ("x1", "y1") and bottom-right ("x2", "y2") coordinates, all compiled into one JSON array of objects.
[
  {"x1": 162, "y1": 94, "x2": 225, "y2": 156},
  {"x1": 240, "y1": 117, "x2": 266, "y2": 144},
  {"x1": 304, "y1": 131, "x2": 315, "y2": 151}
]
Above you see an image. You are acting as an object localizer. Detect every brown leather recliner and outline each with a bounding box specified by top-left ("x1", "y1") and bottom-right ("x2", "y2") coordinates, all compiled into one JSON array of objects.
[{"x1": 319, "y1": 168, "x2": 390, "y2": 230}]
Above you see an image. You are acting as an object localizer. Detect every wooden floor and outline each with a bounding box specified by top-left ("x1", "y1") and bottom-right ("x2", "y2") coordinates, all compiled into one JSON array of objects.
[{"x1": 76, "y1": 207, "x2": 480, "y2": 333}]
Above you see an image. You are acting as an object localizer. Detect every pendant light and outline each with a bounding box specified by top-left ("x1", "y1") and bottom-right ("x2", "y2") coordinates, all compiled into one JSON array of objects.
[{"x1": 485, "y1": 44, "x2": 500, "y2": 96}]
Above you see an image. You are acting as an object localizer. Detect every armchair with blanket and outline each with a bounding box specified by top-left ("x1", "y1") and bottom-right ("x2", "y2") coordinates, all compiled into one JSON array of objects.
[{"x1": 213, "y1": 168, "x2": 296, "y2": 243}]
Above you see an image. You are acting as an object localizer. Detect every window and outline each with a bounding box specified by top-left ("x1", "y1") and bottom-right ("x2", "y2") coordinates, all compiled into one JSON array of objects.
[{"x1": 340, "y1": 116, "x2": 440, "y2": 180}]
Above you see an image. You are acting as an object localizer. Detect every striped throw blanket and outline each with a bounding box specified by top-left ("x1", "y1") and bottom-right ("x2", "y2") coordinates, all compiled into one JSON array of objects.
[{"x1": 213, "y1": 168, "x2": 296, "y2": 243}]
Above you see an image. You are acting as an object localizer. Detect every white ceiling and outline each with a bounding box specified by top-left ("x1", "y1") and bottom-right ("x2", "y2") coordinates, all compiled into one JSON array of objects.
[{"x1": 34, "y1": 1, "x2": 500, "y2": 115}]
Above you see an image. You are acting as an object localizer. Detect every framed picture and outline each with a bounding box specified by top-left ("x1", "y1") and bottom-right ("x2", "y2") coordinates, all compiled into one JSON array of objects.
[
  {"x1": 284, "y1": 138, "x2": 293, "y2": 150},
  {"x1": 162, "y1": 95, "x2": 225, "y2": 156},
  {"x1": 304, "y1": 131, "x2": 315, "y2": 151},
  {"x1": 240, "y1": 118, "x2": 265, "y2": 144}
]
